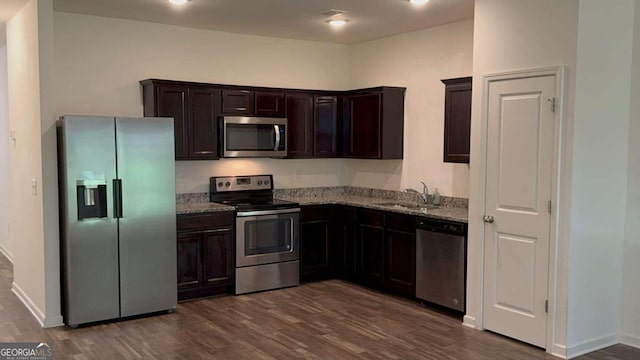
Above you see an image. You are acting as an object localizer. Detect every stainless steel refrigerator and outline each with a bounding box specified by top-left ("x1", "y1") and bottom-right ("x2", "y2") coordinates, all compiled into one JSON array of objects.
[{"x1": 58, "y1": 115, "x2": 177, "y2": 327}]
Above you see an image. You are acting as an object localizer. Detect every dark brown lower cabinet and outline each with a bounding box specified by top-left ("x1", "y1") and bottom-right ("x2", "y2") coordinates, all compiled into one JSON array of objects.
[
  {"x1": 331, "y1": 206, "x2": 357, "y2": 280},
  {"x1": 177, "y1": 212, "x2": 234, "y2": 301},
  {"x1": 301, "y1": 206, "x2": 417, "y2": 299},
  {"x1": 355, "y1": 209, "x2": 385, "y2": 289},
  {"x1": 384, "y1": 214, "x2": 416, "y2": 298},
  {"x1": 300, "y1": 205, "x2": 333, "y2": 280}
]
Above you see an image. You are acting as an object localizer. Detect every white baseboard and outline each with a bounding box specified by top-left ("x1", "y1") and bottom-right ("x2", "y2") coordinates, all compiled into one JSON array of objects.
[
  {"x1": 12, "y1": 281, "x2": 46, "y2": 327},
  {"x1": 620, "y1": 333, "x2": 640, "y2": 349},
  {"x1": 0, "y1": 244, "x2": 14, "y2": 263},
  {"x1": 11, "y1": 281, "x2": 64, "y2": 328},
  {"x1": 550, "y1": 343, "x2": 567, "y2": 359},
  {"x1": 566, "y1": 333, "x2": 619, "y2": 359},
  {"x1": 462, "y1": 315, "x2": 478, "y2": 329}
]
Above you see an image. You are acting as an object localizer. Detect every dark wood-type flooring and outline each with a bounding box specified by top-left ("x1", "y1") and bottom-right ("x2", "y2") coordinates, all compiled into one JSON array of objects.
[{"x1": 0, "y1": 254, "x2": 637, "y2": 359}]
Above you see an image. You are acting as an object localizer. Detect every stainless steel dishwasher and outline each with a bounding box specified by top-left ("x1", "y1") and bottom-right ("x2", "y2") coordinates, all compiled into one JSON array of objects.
[{"x1": 416, "y1": 218, "x2": 467, "y2": 312}]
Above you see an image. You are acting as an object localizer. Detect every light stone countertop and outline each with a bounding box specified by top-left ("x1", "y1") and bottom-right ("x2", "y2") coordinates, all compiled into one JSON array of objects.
[
  {"x1": 176, "y1": 187, "x2": 468, "y2": 223},
  {"x1": 176, "y1": 202, "x2": 235, "y2": 215},
  {"x1": 275, "y1": 194, "x2": 468, "y2": 223}
]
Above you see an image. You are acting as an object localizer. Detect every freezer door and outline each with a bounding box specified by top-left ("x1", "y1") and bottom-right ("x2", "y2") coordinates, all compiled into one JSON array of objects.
[
  {"x1": 115, "y1": 117, "x2": 177, "y2": 317},
  {"x1": 58, "y1": 116, "x2": 120, "y2": 325}
]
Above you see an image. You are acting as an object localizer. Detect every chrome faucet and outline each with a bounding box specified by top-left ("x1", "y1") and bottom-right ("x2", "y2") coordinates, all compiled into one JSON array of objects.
[{"x1": 405, "y1": 181, "x2": 429, "y2": 204}]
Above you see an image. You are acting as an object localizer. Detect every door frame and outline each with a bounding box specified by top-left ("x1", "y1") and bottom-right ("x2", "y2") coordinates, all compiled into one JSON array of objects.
[{"x1": 470, "y1": 66, "x2": 567, "y2": 356}]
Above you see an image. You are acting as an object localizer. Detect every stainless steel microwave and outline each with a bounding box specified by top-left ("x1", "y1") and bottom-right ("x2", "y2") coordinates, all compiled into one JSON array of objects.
[{"x1": 219, "y1": 116, "x2": 287, "y2": 158}]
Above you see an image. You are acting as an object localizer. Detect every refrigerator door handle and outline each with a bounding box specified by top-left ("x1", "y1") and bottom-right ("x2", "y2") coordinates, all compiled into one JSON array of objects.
[{"x1": 113, "y1": 179, "x2": 123, "y2": 218}]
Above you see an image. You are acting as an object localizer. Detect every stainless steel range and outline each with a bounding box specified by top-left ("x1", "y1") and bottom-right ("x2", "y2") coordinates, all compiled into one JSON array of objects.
[{"x1": 210, "y1": 175, "x2": 300, "y2": 295}]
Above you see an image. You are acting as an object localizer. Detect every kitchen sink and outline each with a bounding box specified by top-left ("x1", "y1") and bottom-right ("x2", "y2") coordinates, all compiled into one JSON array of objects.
[{"x1": 373, "y1": 202, "x2": 436, "y2": 211}]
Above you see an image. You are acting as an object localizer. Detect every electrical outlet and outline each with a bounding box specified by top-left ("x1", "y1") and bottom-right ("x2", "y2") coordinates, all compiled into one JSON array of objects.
[{"x1": 31, "y1": 179, "x2": 37, "y2": 196}]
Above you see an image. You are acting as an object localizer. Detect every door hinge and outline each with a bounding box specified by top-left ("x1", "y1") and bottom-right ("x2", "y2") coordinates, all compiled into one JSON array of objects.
[
  {"x1": 547, "y1": 97, "x2": 557, "y2": 112},
  {"x1": 548, "y1": 200, "x2": 552, "y2": 214},
  {"x1": 545, "y1": 300, "x2": 549, "y2": 313}
]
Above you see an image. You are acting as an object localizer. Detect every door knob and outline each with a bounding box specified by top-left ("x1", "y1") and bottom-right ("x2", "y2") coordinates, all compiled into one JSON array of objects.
[{"x1": 483, "y1": 215, "x2": 494, "y2": 223}]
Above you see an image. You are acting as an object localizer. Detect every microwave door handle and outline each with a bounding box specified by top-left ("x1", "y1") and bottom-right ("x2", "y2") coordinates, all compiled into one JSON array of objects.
[{"x1": 274, "y1": 124, "x2": 280, "y2": 151}]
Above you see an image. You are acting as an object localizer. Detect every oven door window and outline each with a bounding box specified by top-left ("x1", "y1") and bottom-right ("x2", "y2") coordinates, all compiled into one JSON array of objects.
[
  {"x1": 244, "y1": 217, "x2": 292, "y2": 255},
  {"x1": 226, "y1": 124, "x2": 275, "y2": 151}
]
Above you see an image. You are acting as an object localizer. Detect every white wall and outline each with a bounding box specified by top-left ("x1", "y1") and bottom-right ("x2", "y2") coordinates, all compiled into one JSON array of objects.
[
  {"x1": 566, "y1": 1, "x2": 634, "y2": 356},
  {"x1": 0, "y1": 35, "x2": 11, "y2": 261},
  {"x1": 468, "y1": 0, "x2": 579, "y2": 357},
  {"x1": 53, "y1": 12, "x2": 352, "y2": 194},
  {"x1": 36, "y1": 0, "x2": 60, "y2": 328},
  {"x1": 53, "y1": 13, "x2": 474, "y2": 195},
  {"x1": 621, "y1": 0, "x2": 640, "y2": 349},
  {"x1": 6, "y1": 0, "x2": 48, "y2": 325},
  {"x1": 347, "y1": 20, "x2": 474, "y2": 198}
]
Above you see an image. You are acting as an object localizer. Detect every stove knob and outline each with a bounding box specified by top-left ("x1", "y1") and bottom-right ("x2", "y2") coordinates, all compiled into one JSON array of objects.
[
  {"x1": 218, "y1": 182, "x2": 223, "y2": 188},
  {"x1": 257, "y1": 181, "x2": 263, "y2": 185},
  {"x1": 265, "y1": 180, "x2": 270, "y2": 186},
  {"x1": 225, "y1": 182, "x2": 231, "y2": 187}
]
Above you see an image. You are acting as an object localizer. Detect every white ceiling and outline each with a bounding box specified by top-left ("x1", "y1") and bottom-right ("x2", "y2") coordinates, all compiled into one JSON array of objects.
[{"x1": 52, "y1": 0, "x2": 474, "y2": 44}]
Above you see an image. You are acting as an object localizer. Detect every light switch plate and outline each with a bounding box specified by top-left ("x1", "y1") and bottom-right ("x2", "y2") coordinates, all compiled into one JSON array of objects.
[{"x1": 31, "y1": 179, "x2": 37, "y2": 196}]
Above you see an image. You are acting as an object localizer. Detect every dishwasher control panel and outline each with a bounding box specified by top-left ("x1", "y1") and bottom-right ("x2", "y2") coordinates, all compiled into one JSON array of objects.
[{"x1": 417, "y1": 219, "x2": 466, "y2": 235}]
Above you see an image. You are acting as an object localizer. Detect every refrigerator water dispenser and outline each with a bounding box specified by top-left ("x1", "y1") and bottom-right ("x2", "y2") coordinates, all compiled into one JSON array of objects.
[{"x1": 76, "y1": 179, "x2": 107, "y2": 220}]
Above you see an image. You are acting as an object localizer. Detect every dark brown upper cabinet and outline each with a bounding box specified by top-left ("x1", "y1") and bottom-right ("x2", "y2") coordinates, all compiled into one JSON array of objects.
[
  {"x1": 141, "y1": 80, "x2": 219, "y2": 160},
  {"x1": 442, "y1": 77, "x2": 472, "y2": 163},
  {"x1": 344, "y1": 87, "x2": 405, "y2": 159},
  {"x1": 221, "y1": 89, "x2": 254, "y2": 115},
  {"x1": 188, "y1": 87, "x2": 219, "y2": 159},
  {"x1": 255, "y1": 91, "x2": 285, "y2": 117},
  {"x1": 142, "y1": 79, "x2": 406, "y2": 161},
  {"x1": 285, "y1": 93, "x2": 340, "y2": 159},
  {"x1": 286, "y1": 93, "x2": 314, "y2": 158},
  {"x1": 314, "y1": 96, "x2": 340, "y2": 157}
]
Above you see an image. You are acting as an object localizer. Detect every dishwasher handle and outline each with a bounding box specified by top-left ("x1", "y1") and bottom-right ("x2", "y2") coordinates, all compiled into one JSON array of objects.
[{"x1": 417, "y1": 219, "x2": 466, "y2": 235}]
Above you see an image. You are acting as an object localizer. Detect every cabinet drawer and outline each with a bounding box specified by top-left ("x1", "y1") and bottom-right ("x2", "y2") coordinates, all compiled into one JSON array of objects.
[
  {"x1": 386, "y1": 213, "x2": 416, "y2": 233},
  {"x1": 301, "y1": 205, "x2": 333, "y2": 222},
  {"x1": 177, "y1": 212, "x2": 234, "y2": 232},
  {"x1": 357, "y1": 209, "x2": 384, "y2": 227}
]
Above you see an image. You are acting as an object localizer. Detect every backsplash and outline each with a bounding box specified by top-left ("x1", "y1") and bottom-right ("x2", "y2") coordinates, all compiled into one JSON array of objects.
[{"x1": 177, "y1": 186, "x2": 468, "y2": 208}]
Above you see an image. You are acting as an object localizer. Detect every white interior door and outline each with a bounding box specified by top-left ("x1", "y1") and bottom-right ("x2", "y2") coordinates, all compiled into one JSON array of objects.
[{"x1": 482, "y1": 74, "x2": 556, "y2": 348}]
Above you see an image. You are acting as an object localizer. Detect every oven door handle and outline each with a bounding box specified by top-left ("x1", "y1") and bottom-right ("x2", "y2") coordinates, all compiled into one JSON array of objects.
[{"x1": 236, "y1": 208, "x2": 300, "y2": 217}]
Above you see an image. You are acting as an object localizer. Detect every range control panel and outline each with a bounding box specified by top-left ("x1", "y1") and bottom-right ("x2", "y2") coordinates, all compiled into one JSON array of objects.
[{"x1": 210, "y1": 175, "x2": 273, "y2": 193}]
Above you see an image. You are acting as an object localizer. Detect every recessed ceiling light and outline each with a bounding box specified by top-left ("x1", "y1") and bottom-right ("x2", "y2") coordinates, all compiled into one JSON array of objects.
[
  {"x1": 327, "y1": 19, "x2": 348, "y2": 28},
  {"x1": 169, "y1": 0, "x2": 188, "y2": 5},
  {"x1": 409, "y1": 0, "x2": 430, "y2": 5}
]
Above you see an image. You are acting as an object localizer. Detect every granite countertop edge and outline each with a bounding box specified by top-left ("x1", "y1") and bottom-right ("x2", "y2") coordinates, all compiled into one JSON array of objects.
[
  {"x1": 278, "y1": 195, "x2": 468, "y2": 223},
  {"x1": 177, "y1": 195, "x2": 468, "y2": 223}
]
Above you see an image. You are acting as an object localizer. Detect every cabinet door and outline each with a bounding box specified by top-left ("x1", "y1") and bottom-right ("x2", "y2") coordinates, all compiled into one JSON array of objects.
[
  {"x1": 331, "y1": 206, "x2": 357, "y2": 280},
  {"x1": 384, "y1": 228, "x2": 416, "y2": 298},
  {"x1": 177, "y1": 232, "x2": 202, "y2": 291},
  {"x1": 221, "y1": 89, "x2": 254, "y2": 115},
  {"x1": 300, "y1": 221, "x2": 331, "y2": 277},
  {"x1": 157, "y1": 85, "x2": 189, "y2": 160},
  {"x1": 202, "y1": 228, "x2": 234, "y2": 288},
  {"x1": 256, "y1": 92, "x2": 285, "y2": 117},
  {"x1": 188, "y1": 87, "x2": 219, "y2": 159},
  {"x1": 314, "y1": 96, "x2": 339, "y2": 157},
  {"x1": 286, "y1": 93, "x2": 314, "y2": 158},
  {"x1": 442, "y1": 77, "x2": 472, "y2": 163},
  {"x1": 300, "y1": 205, "x2": 333, "y2": 279},
  {"x1": 347, "y1": 93, "x2": 381, "y2": 158},
  {"x1": 358, "y1": 224, "x2": 385, "y2": 288}
]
